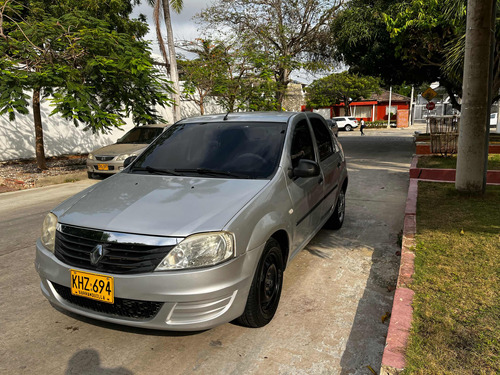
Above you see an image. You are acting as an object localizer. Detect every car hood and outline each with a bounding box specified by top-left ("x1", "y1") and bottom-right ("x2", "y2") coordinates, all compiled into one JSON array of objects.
[
  {"x1": 91, "y1": 143, "x2": 148, "y2": 156},
  {"x1": 55, "y1": 173, "x2": 269, "y2": 237}
]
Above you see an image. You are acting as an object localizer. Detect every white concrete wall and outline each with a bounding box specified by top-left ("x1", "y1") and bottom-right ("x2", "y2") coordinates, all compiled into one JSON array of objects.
[{"x1": 0, "y1": 90, "x2": 223, "y2": 161}]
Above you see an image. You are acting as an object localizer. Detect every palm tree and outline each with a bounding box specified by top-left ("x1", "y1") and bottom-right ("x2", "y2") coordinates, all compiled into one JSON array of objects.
[{"x1": 149, "y1": 0, "x2": 183, "y2": 122}]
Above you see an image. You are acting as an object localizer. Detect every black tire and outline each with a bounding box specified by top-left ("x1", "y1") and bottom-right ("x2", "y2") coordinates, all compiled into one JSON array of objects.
[
  {"x1": 324, "y1": 189, "x2": 346, "y2": 229},
  {"x1": 87, "y1": 172, "x2": 94, "y2": 179},
  {"x1": 345, "y1": 124, "x2": 352, "y2": 132},
  {"x1": 237, "y1": 238, "x2": 284, "y2": 328}
]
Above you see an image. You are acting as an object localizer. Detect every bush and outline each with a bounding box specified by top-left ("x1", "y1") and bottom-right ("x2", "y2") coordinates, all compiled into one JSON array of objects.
[{"x1": 365, "y1": 121, "x2": 387, "y2": 128}]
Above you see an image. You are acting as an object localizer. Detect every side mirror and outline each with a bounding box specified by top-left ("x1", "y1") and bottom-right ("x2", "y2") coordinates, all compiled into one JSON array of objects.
[
  {"x1": 293, "y1": 159, "x2": 320, "y2": 178},
  {"x1": 123, "y1": 156, "x2": 137, "y2": 168}
]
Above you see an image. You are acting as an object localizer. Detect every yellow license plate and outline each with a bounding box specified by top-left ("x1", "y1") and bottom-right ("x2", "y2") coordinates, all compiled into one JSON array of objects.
[
  {"x1": 97, "y1": 164, "x2": 109, "y2": 171},
  {"x1": 71, "y1": 270, "x2": 114, "y2": 304}
]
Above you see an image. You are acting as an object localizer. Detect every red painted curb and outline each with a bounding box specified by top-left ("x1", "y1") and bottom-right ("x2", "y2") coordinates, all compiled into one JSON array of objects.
[
  {"x1": 415, "y1": 143, "x2": 500, "y2": 155},
  {"x1": 410, "y1": 167, "x2": 500, "y2": 184},
  {"x1": 405, "y1": 179, "x2": 418, "y2": 215},
  {"x1": 381, "y1": 288, "x2": 415, "y2": 371},
  {"x1": 410, "y1": 156, "x2": 500, "y2": 184},
  {"x1": 380, "y1": 177, "x2": 419, "y2": 374}
]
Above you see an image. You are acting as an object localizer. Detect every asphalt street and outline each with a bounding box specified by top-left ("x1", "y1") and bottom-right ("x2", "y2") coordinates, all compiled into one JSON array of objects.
[{"x1": 0, "y1": 126, "x2": 419, "y2": 375}]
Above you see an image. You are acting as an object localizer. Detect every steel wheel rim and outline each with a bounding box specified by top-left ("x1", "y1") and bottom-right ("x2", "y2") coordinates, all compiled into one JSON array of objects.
[
  {"x1": 337, "y1": 191, "x2": 345, "y2": 222},
  {"x1": 259, "y1": 251, "x2": 281, "y2": 316}
]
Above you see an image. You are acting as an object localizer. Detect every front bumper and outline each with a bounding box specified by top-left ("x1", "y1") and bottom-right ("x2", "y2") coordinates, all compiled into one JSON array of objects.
[
  {"x1": 35, "y1": 239, "x2": 262, "y2": 331},
  {"x1": 86, "y1": 160, "x2": 124, "y2": 175}
]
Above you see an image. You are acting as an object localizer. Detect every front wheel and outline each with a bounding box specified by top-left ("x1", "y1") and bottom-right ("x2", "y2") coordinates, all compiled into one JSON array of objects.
[
  {"x1": 345, "y1": 124, "x2": 353, "y2": 132},
  {"x1": 237, "y1": 238, "x2": 284, "y2": 328},
  {"x1": 324, "y1": 189, "x2": 346, "y2": 229}
]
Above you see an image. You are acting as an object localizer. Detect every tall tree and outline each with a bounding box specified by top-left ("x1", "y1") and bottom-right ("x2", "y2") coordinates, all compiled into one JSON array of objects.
[
  {"x1": 384, "y1": 0, "x2": 500, "y2": 108},
  {"x1": 149, "y1": 0, "x2": 182, "y2": 122},
  {"x1": 455, "y1": 0, "x2": 496, "y2": 193},
  {"x1": 0, "y1": 0, "x2": 172, "y2": 169},
  {"x1": 330, "y1": 0, "x2": 437, "y2": 88},
  {"x1": 178, "y1": 39, "x2": 227, "y2": 115},
  {"x1": 305, "y1": 72, "x2": 381, "y2": 115},
  {"x1": 180, "y1": 38, "x2": 280, "y2": 113},
  {"x1": 198, "y1": 0, "x2": 344, "y2": 109}
]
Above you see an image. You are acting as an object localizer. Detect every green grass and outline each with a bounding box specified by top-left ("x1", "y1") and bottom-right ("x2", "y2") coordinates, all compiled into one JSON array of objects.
[
  {"x1": 417, "y1": 154, "x2": 500, "y2": 170},
  {"x1": 403, "y1": 182, "x2": 500, "y2": 374}
]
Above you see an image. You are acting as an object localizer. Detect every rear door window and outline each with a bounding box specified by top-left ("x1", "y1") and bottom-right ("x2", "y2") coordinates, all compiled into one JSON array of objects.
[{"x1": 310, "y1": 118, "x2": 334, "y2": 161}]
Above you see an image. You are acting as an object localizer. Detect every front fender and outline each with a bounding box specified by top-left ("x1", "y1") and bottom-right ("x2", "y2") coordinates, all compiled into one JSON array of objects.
[{"x1": 245, "y1": 211, "x2": 292, "y2": 252}]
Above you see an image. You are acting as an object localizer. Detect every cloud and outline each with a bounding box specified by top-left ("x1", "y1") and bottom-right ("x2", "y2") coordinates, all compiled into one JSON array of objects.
[{"x1": 132, "y1": 0, "x2": 210, "y2": 55}]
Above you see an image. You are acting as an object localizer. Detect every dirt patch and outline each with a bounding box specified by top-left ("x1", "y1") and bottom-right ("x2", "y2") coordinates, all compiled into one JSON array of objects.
[{"x1": 0, "y1": 155, "x2": 88, "y2": 193}]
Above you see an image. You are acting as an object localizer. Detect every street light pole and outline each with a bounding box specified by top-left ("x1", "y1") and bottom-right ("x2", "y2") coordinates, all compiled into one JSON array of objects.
[{"x1": 387, "y1": 86, "x2": 392, "y2": 128}]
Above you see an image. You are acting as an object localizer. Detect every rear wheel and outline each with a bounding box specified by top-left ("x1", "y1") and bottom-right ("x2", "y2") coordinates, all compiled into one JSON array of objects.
[
  {"x1": 324, "y1": 189, "x2": 346, "y2": 229},
  {"x1": 237, "y1": 238, "x2": 283, "y2": 328},
  {"x1": 345, "y1": 124, "x2": 353, "y2": 132}
]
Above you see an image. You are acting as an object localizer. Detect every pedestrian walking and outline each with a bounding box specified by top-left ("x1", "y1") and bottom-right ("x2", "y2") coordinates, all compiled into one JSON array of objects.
[{"x1": 360, "y1": 119, "x2": 366, "y2": 135}]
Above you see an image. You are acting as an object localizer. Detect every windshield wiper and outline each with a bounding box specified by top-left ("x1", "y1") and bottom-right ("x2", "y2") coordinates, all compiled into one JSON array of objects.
[
  {"x1": 131, "y1": 166, "x2": 183, "y2": 176},
  {"x1": 174, "y1": 168, "x2": 250, "y2": 179}
]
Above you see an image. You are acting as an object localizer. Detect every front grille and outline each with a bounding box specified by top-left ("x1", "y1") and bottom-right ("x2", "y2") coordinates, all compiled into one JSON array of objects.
[
  {"x1": 52, "y1": 283, "x2": 163, "y2": 320},
  {"x1": 54, "y1": 227, "x2": 175, "y2": 274},
  {"x1": 96, "y1": 156, "x2": 115, "y2": 161}
]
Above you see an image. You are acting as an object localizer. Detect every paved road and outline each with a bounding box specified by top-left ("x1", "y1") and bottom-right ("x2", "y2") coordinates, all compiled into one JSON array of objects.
[{"x1": 0, "y1": 127, "x2": 417, "y2": 375}]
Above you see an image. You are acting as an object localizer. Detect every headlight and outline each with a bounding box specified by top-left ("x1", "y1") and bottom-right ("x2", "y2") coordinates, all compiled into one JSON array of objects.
[
  {"x1": 88, "y1": 153, "x2": 94, "y2": 160},
  {"x1": 41, "y1": 213, "x2": 58, "y2": 253},
  {"x1": 155, "y1": 232, "x2": 235, "y2": 271},
  {"x1": 116, "y1": 154, "x2": 133, "y2": 161}
]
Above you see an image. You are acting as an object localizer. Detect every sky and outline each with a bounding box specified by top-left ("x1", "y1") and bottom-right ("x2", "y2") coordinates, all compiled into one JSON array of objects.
[
  {"x1": 131, "y1": 0, "x2": 323, "y2": 84},
  {"x1": 131, "y1": 0, "x2": 209, "y2": 56}
]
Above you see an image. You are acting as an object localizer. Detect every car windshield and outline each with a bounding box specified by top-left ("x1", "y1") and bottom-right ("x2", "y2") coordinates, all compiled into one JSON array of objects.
[
  {"x1": 130, "y1": 121, "x2": 287, "y2": 179},
  {"x1": 117, "y1": 127, "x2": 164, "y2": 144}
]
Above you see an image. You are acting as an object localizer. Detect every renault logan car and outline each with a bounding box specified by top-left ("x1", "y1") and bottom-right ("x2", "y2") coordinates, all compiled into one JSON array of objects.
[
  {"x1": 86, "y1": 124, "x2": 167, "y2": 179},
  {"x1": 36, "y1": 112, "x2": 348, "y2": 331}
]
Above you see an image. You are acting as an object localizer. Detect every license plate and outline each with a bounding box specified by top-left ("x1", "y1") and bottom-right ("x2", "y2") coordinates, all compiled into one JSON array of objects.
[
  {"x1": 97, "y1": 164, "x2": 109, "y2": 171},
  {"x1": 71, "y1": 270, "x2": 114, "y2": 304}
]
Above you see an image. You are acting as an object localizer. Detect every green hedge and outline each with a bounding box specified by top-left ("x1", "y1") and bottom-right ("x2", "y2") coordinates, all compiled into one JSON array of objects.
[{"x1": 365, "y1": 121, "x2": 387, "y2": 128}]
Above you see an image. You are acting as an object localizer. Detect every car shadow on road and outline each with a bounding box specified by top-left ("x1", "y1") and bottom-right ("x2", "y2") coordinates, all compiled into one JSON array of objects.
[{"x1": 308, "y1": 227, "x2": 400, "y2": 374}]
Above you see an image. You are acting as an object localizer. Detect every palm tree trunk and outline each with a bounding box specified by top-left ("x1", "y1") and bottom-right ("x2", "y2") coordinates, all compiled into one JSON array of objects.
[
  {"x1": 455, "y1": 0, "x2": 496, "y2": 193},
  {"x1": 161, "y1": 0, "x2": 181, "y2": 122},
  {"x1": 33, "y1": 89, "x2": 47, "y2": 170}
]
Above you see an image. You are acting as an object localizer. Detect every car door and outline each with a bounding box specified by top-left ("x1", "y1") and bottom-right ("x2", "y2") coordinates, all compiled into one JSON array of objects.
[
  {"x1": 335, "y1": 117, "x2": 346, "y2": 129},
  {"x1": 308, "y1": 116, "x2": 342, "y2": 223},
  {"x1": 286, "y1": 119, "x2": 324, "y2": 255}
]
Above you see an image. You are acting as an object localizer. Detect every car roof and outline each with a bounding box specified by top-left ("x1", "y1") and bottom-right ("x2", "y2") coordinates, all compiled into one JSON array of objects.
[
  {"x1": 178, "y1": 111, "x2": 300, "y2": 124},
  {"x1": 137, "y1": 123, "x2": 168, "y2": 128}
]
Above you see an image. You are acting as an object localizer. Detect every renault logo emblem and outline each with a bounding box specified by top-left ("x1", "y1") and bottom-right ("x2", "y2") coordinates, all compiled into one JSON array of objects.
[{"x1": 90, "y1": 244, "x2": 106, "y2": 265}]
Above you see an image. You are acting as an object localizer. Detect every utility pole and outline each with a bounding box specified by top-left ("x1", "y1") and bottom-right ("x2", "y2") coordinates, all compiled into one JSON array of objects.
[
  {"x1": 455, "y1": 0, "x2": 496, "y2": 193},
  {"x1": 409, "y1": 86, "x2": 414, "y2": 127},
  {"x1": 387, "y1": 86, "x2": 392, "y2": 128}
]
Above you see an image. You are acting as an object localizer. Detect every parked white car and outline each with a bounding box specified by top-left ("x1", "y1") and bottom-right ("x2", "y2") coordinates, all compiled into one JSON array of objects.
[
  {"x1": 332, "y1": 117, "x2": 358, "y2": 131},
  {"x1": 491, "y1": 113, "x2": 498, "y2": 128}
]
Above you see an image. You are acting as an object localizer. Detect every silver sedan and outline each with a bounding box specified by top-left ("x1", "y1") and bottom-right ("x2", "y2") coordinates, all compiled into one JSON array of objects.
[{"x1": 36, "y1": 112, "x2": 348, "y2": 331}]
